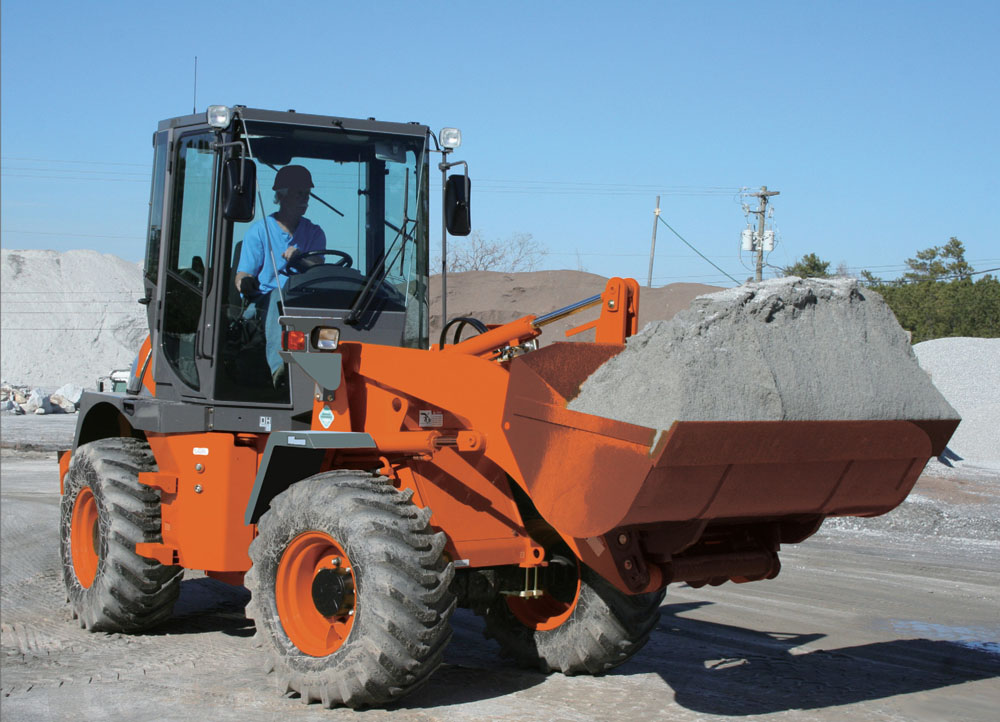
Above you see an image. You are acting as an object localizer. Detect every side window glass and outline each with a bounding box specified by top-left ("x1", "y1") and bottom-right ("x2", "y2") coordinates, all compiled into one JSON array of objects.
[
  {"x1": 162, "y1": 133, "x2": 215, "y2": 390},
  {"x1": 168, "y1": 135, "x2": 215, "y2": 287},
  {"x1": 144, "y1": 132, "x2": 168, "y2": 284}
]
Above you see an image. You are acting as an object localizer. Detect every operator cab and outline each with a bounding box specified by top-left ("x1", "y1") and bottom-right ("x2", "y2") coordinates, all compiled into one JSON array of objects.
[{"x1": 141, "y1": 106, "x2": 467, "y2": 414}]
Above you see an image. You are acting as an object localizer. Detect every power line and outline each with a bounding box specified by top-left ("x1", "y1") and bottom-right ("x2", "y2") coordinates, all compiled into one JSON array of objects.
[
  {"x1": 867, "y1": 266, "x2": 1000, "y2": 285},
  {"x1": 657, "y1": 215, "x2": 741, "y2": 285},
  {"x1": 2, "y1": 166, "x2": 148, "y2": 176},
  {"x1": 1, "y1": 156, "x2": 147, "y2": 167},
  {"x1": 1, "y1": 174, "x2": 148, "y2": 183},
  {"x1": 2, "y1": 230, "x2": 143, "y2": 239}
]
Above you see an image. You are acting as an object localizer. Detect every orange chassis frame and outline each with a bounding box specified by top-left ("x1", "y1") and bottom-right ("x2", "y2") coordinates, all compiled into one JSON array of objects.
[{"x1": 61, "y1": 278, "x2": 643, "y2": 590}]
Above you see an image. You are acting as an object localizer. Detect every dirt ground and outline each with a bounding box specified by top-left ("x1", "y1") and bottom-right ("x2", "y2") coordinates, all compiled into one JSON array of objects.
[{"x1": 2, "y1": 416, "x2": 998, "y2": 721}]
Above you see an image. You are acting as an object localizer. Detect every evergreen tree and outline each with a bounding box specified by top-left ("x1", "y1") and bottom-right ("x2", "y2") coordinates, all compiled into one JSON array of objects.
[
  {"x1": 783, "y1": 253, "x2": 831, "y2": 278},
  {"x1": 903, "y1": 237, "x2": 973, "y2": 281}
]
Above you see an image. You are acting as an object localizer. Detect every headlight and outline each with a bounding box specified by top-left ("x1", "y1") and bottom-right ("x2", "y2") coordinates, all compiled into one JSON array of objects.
[
  {"x1": 312, "y1": 327, "x2": 341, "y2": 351},
  {"x1": 439, "y1": 127, "x2": 462, "y2": 150},
  {"x1": 207, "y1": 105, "x2": 232, "y2": 128}
]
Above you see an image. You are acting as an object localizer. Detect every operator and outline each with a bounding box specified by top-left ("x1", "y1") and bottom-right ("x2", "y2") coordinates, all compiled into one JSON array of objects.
[{"x1": 234, "y1": 164, "x2": 326, "y2": 387}]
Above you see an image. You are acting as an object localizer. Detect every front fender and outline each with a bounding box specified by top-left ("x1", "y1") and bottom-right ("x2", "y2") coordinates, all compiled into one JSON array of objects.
[{"x1": 244, "y1": 430, "x2": 377, "y2": 525}]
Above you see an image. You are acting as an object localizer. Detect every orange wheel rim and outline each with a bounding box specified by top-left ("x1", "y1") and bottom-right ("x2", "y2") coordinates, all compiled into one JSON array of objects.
[
  {"x1": 276, "y1": 531, "x2": 357, "y2": 656},
  {"x1": 506, "y1": 564, "x2": 581, "y2": 631},
  {"x1": 71, "y1": 487, "x2": 100, "y2": 588}
]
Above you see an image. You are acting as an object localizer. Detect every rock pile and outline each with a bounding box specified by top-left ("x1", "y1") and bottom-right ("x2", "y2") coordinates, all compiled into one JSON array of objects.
[
  {"x1": 1, "y1": 382, "x2": 84, "y2": 415},
  {"x1": 568, "y1": 277, "x2": 959, "y2": 428}
]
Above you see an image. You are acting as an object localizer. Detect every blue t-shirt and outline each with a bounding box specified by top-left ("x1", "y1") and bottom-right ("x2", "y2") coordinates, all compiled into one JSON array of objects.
[{"x1": 238, "y1": 215, "x2": 326, "y2": 294}]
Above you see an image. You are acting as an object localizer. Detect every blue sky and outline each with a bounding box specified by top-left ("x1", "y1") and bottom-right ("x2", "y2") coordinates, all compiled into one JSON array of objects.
[{"x1": 2, "y1": 0, "x2": 998, "y2": 286}]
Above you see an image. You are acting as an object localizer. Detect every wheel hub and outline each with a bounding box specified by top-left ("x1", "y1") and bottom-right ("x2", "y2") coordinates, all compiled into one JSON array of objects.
[
  {"x1": 312, "y1": 564, "x2": 355, "y2": 617},
  {"x1": 276, "y1": 532, "x2": 357, "y2": 657}
]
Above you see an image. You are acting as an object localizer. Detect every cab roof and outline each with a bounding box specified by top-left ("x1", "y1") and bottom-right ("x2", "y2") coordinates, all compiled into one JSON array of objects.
[{"x1": 157, "y1": 106, "x2": 431, "y2": 138}]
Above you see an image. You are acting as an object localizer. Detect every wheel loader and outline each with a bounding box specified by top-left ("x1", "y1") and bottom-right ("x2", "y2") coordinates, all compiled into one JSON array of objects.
[{"x1": 58, "y1": 105, "x2": 958, "y2": 708}]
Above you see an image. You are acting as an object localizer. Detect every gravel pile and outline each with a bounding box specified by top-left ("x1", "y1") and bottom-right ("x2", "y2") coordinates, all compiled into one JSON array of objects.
[
  {"x1": 914, "y1": 337, "x2": 1000, "y2": 476},
  {"x1": 568, "y1": 277, "x2": 959, "y2": 427},
  {"x1": 1, "y1": 248, "x2": 146, "y2": 389}
]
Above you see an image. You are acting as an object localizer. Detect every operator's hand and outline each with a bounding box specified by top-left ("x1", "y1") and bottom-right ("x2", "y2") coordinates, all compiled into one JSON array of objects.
[
  {"x1": 238, "y1": 275, "x2": 261, "y2": 298},
  {"x1": 282, "y1": 245, "x2": 299, "y2": 261}
]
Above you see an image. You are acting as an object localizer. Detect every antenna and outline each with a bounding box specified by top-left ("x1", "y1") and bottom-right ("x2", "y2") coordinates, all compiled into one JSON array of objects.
[{"x1": 193, "y1": 56, "x2": 198, "y2": 114}]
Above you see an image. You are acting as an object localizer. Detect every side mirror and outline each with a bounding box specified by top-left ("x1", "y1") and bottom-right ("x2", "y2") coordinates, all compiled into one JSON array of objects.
[
  {"x1": 222, "y1": 157, "x2": 256, "y2": 222},
  {"x1": 445, "y1": 174, "x2": 471, "y2": 236}
]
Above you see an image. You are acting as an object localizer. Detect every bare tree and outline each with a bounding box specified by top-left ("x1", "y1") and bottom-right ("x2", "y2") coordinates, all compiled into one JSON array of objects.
[{"x1": 437, "y1": 231, "x2": 546, "y2": 273}]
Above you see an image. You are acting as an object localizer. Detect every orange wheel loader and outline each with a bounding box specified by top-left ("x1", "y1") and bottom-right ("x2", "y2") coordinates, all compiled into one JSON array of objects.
[{"x1": 58, "y1": 106, "x2": 958, "y2": 708}]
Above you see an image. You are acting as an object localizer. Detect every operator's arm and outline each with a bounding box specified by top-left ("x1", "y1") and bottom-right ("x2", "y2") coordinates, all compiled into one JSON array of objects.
[{"x1": 235, "y1": 224, "x2": 265, "y2": 295}]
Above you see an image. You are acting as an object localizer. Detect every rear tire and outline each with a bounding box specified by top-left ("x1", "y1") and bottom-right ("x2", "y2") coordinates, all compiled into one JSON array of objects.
[
  {"x1": 482, "y1": 563, "x2": 664, "y2": 674},
  {"x1": 60, "y1": 438, "x2": 182, "y2": 632},
  {"x1": 245, "y1": 471, "x2": 455, "y2": 708}
]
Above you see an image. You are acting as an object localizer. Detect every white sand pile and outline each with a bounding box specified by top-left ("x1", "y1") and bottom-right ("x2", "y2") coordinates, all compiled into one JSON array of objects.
[
  {"x1": 568, "y1": 277, "x2": 959, "y2": 427},
  {"x1": 1, "y1": 249, "x2": 146, "y2": 389},
  {"x1": 915, "y1": 337, "x2": 1000, "y2": 476}
]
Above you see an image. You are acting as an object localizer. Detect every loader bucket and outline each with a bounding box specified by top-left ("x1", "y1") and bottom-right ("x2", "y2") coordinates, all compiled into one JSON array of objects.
[{"x1": 502, "y1": 343, "x2": 959, "y2": 540}]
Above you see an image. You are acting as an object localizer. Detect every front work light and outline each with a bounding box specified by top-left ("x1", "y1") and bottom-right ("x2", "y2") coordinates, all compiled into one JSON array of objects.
[
  {"x1": 439, "y1": 127, "x2": 462, "y2": 150},
  {"x1": 207, "y1": 105, "x2": 232, "y2": 128},
  {"x1": 312, "y1": 327, "x2": 341, "y2": 351}
]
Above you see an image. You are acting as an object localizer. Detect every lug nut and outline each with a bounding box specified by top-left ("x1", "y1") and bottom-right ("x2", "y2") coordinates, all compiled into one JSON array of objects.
[
  {"x1": 194, "y1": 484, "x2": 203, "y2": 494},
  {"x1": 623, "y1": 559, "x2": 634, "y2": 570},
  {"x1": 617, "y1": 533, "x2": 629, "y2": 545}
]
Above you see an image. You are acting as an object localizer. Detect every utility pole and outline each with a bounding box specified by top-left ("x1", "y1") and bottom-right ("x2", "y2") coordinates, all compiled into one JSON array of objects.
[
  {"x1": 748, "y1": 186, "x2": 779, "y2": 281},
  {"x1": 647, "y1": 195, "x2": 660, "y2": 288}
]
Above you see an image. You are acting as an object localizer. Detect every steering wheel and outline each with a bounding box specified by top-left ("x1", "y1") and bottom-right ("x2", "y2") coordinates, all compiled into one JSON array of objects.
[{"x1": 280, "y1": 249, "x2": 354, "y2": 275}]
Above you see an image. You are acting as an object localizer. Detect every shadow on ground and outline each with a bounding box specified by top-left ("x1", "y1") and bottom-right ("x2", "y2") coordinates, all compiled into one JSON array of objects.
[
  {"x1": 147, "y1": 588, "x2": 1000, "y2": 714},
  {"x1": 153, "y1": 578, "x2": 255, "y2": 637},
  {"x1": 634, "y1": 601, "x2": 1000, "y2": 716},
  {"x1": 401, "y1": 602, "x2": 1000, "y2": 713}
]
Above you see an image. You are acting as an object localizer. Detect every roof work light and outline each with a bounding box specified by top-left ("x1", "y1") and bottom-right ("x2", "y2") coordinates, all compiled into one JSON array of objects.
[
  {"x1": 207, "y1": 105, "x2": 233, "y2": 128},
  {"x1": 439, "y1": 127, "x2": 462, "y2": 150}
]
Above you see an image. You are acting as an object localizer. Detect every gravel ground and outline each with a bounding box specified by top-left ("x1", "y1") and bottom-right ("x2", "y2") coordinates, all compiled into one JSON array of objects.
[
  {"x1": 0, "y1": 414, "x2": 78, "y2": 452},
  {"x1": 1, "y1": 415, "x2": 998, "y2": 720}
]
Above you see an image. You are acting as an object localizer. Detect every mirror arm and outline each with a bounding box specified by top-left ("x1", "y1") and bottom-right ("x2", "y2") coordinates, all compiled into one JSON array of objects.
[{"x1": 213, "y1": 139, "x2": 248, "y2": 191}]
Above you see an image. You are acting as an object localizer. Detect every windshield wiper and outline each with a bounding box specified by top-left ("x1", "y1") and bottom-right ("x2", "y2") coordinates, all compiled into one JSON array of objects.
[{"x1": 346, "y1": 170, "x2": 412, "y2": 326}]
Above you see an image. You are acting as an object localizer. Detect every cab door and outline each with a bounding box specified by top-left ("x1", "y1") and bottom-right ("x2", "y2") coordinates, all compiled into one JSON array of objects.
[{"x1": 154, "y1": 129, "x2": 218, "y2": 398}]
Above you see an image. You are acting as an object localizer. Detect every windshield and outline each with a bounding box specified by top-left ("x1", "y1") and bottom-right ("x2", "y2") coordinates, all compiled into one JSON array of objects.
[{"x1": 232, "y1": 121, "x2": 428, "y2": 335}]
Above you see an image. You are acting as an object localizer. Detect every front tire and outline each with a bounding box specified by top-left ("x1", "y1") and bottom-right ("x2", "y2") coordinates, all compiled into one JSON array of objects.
[
  {"x1": 60, "y1": 438, "x2": 182, "y2": 632},
  {"x1": 482, "y1": 563, "x2": 664, "y2": 674},
  {"x1": 245, "y1": 471, "x2": 455, "y2": 708}
]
